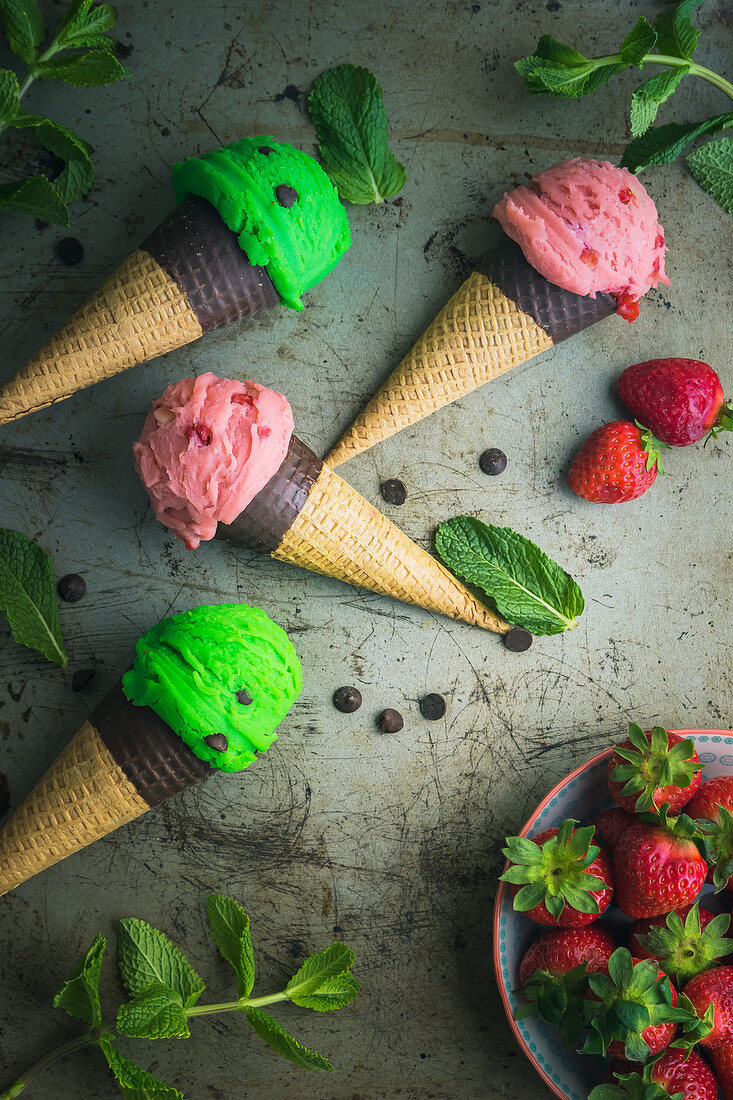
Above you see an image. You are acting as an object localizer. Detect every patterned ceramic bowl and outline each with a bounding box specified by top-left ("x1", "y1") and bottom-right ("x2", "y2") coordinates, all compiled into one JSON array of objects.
[{"x1": 493, "y1": 729, "x2": 733, "y2": 1100}]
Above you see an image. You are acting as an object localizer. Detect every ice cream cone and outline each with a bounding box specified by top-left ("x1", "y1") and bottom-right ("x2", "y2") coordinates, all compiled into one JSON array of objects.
[
  {"x1": 0, "y1": 682, "x2": 211, "y2": 896},
  {"x1": 219, "y1": 435, "x2": 508, "y2": 634},
  {"x1": 0, "y1": 197, "x2": 279, "y2": 425},
  {"x1": 325, "y1": 241, "x2": 616, "y2": 467}
]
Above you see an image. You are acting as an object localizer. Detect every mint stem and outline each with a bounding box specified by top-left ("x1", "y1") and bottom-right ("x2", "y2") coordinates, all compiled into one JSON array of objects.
[
  {"x1": 0, "y1": 1023, "x2": 114, "y2": 1099},
  {"x1": 0, "y1": 36, "x2": 64, "y2": 138},
  {"x1": 589, "y1": 52, "x2": 733, "y2": 100},
  {"x1": 186, "y1": 990, "x2": 290, "y2": 1017}
]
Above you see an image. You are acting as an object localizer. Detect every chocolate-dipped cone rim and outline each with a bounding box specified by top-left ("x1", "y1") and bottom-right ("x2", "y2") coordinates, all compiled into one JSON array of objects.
[
  {"x1": 481, "y1": 238, "x2": 617, "y2": 343},
  {"x1": 93, "y1": 681, "x2": 211, "y2": 808},
  {"x1": 217, "y1": 434, "x2": 323, "y2": 553},
  {"x1": 143, "y1": 195, "x2": 280, "y2": 334}
]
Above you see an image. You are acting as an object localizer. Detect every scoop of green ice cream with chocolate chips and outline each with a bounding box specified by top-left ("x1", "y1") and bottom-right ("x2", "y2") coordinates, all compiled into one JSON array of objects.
[
  {"x1": 121, "y1": 603, "x2": 302, "y2": 772},
  {"x1": 172, "y1": 136, "x2": 351, "y2": 310}
]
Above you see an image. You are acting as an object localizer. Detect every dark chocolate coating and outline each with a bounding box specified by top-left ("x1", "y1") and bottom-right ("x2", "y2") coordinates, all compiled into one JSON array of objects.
[
  {"x1": 481, "y1": 240, "x2": 616, "y2": 344},
  {"x1": 93, "y1": 681, "x2": 210, "y2": 808},
  {"x1": 143, "y1": 195, "x2": 279, "y2": 334},
  {"x1": 217, "y1": 434, "x2": 323, "y2": 553}
]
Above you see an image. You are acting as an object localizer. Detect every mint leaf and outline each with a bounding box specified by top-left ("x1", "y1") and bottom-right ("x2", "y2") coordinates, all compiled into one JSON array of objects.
[
  {"x1": 629, "y1": 66, "x2": 689, "y2": 137},
  {"x1": 206, "y1": 894, "x2": 255, "y2": 999},
  {"x1": 654, "y1": 0, "x2": 704, "y2": 60},
  {"x1": 100, "y1": 1041, "x2": 184, "y2": 1099},
  {"x1": 621, "y1": 112, "x2": 733, "y2": 172},
  {"x1": 11, "y1": 113, "x2": 94, "y2": 203},
  {"x1": 0, "y1": 528, "x2": 68, "y2": 665},
  {"x1": 38, "y1": 48, "x2": 131, "y2": 87},
  {"x1": 0, "y1": 175, "x2": 69, "y2": 225},
  {"x1": 687, "y1": 137, "x2": 733, "y2": 215},
  {"x1": 116, "y1": 982, "x2": 189, "y2": 1040},
  {"x1": 309, "y1": 64, "x2": 405, "y2": 204},
  {"x1": 288, "y1": 972, "x2": 361, "y2": 1012},
  {"x1": 52, "y1": 934, "x2": 105, "y2": 1027},
  {"x1": 435, "y1": 518, "x2": 584, "y2": 636},
  {"x1": 58, "y1": 0, "x2": 116, "y2": 47},
  {"x1": 515, "y1": 37, "x2": 624, "y2": 98},
  {"x1": 286, "y1": 943, "x2": 356, "y2": 1001},
  {"x1": 0, "y1": 0, "x2": 45, "y2": 65},
  {"x1": 0, "y1": 68, "x2": 20, "y2": 124},
  {"x1": 244, "y1": 1007, "x2": 334, "y2": 1071},
  {"x1": 117, "y1": 918, "x2": 205, "y2": 1008},
  {"x1": 619, "y1": 17, "x2": 657, "y2": 68}
]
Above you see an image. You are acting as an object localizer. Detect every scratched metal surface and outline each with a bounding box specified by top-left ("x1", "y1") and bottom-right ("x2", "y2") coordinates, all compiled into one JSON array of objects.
[{"x1": 0, "y1": 0, "x2": 730, "y2": 1097}]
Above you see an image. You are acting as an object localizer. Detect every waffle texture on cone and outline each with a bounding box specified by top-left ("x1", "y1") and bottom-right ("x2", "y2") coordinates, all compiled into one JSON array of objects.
[
  {"x1": 325, "y1": 268, "x2": 555, "y2": 466},
  {"x1": 0, "y1": 249, "x2": 202, "y2": 424},
  {"x1": 0, "y1": 720, "x2": 149, "y2": 896}
]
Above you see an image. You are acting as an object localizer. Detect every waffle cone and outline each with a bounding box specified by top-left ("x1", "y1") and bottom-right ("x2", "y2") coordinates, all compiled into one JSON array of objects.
[
  {"x1": 274, "y1": 462, "x2": 508, "y2": 633},
  {"x1": 0, "y1": 249, "x2": 203, "y2": 425},
  {"x1": 0, "y1": 719, "x2": 149, "y2": 896},
  {"x1": 326, "y1": 270, "x2": 554, "y2": 467}
]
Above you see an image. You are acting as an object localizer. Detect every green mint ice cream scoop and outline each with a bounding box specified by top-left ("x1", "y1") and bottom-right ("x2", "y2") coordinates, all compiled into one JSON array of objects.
[
  {"x1": 172, "y1": 136, "x2": 351, "y2": 309},
  {"x1": 122, "y1": 603, "x2": 302, "y2": 772}
]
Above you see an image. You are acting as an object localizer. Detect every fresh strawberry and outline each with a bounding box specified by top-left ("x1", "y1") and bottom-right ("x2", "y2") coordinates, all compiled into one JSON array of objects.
[
  {"x1": 710, "y1": 1042, "x2": 733, "y2": 1100},
  {"x1": 683, "y1": 965, "x2": 733, "y2": 1048},
  {"x1": 687, "y1": 776, "x2": 733, "y2": 891},
  {"x1": 516, "y1": 925, "x2": 616, "y2": 1046},
  {"x1": 594, "y1": 1048, "x2": 719, "y2": 1099},
  {"x1": 568, "y1": 421, "x2": 667, "y2": 503},
  {"x1": 608, "y1": 725, "x2": 702, "y2": 814},
  {"x1": 500, "y1": 818, "x2": 614, "y2": 926},
  {"x1": 594, "y1": 807, "x2": 636, "y2": 855},
  {"x1": 618, "y1": 358, "x2": 732, "y2": 446},
  {"x1": 583, "y1": 948, "x2": 684, "y2": 1061},
  {"x1": 613, "y1": 806, "x2": 707, "y2": 918},
  {"x1": 630, "y1": 902, "x2": 732, "y2": 982}
]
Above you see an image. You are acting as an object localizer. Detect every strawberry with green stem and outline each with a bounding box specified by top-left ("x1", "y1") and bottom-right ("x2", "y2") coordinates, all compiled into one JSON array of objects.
[
  {"x1": 613, "y1": 804, "x2": 707, "y2": 919},
  {"x1": 568, "y1": 421, "x2": 669, "y2": 504},
  {"x1": 589, "y1": 1048, "x2": 719, "y2": 1100},
  {"x1": 618, "y1": 359, "x2": 732, "y2": 447},
  {"x1": 500, "y1": 819, "x2": 614, "y2": 926},
  {"x1": 680, "y1": 965, "x2": 733, "y2": 1049},
  {"x1": 515, "y1": 925, "x2": 616, "y2": 1046},
  {"x1": 687, "y1": 776, "x2": 733, "y2": 891},
  {"x1": 609, "y1": 725, "x2": 702, "y2": 814},
  {"x1": 631, "y1": 903, "x2": 732, "y2": 982}
]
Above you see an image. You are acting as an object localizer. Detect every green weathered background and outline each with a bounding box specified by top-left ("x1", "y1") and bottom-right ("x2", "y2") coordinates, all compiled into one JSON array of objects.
[{"x1": 0, "y1": 0, "x2": 730, "y2": 1096}]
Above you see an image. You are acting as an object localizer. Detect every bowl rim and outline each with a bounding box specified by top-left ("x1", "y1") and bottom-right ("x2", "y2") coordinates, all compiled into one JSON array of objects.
[{"x1": 492, "y1": 728, "x2": 733, "y2": 1100}]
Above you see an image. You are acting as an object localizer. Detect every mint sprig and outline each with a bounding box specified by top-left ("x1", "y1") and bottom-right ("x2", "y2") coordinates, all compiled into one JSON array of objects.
[
  {"x1": 0, "y1": 0, "x2": 130, "y2": 225},
  {"x1": 435, "y1": 517, "x2": 584, "y2": 636},
  {"x1": 308, "y1": 64, "x2": 406, "y2": 204},
  {"x1": 514, "y1": 0, "x2": 733, "y2": 215},
  {"x1": 0, "y1": 528, "x2": 68, "y2": 666},
  {"x1": 0, "y1": 894, "x2": 359, "y2": 1098}
]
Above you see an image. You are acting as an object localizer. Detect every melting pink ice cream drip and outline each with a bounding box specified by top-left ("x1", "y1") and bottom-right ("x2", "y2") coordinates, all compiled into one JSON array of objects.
[
  {"x1": 492, "y1": 157, "x2": 670, "y2": 321},
  {"x1": 134, "y1": 372, "x2": 293, "y2": 549}
]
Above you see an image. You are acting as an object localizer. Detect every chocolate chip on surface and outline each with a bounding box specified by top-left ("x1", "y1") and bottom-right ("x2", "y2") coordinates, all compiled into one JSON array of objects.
[
  {"x1": 55, "y1": 237, "x2": 84, "y2": 266},
  {"x1": 258, "y1": 145, "x2": 273, "y2": 155},
  {"x1": 333, "y1": 686, "x2": 362, "y2": 713},
  {"x1": 57, "y1": 574, "x2": 86, "y2": 602},
  {"x1": 419, "y1": 693, "x2": 446, "y2": 720},
  {"x1": 72, "y1": 668, "x2": 95, "y2": 691},
  {"x1": 380, "y1": 478, "x2": 407, "y2": 505},
  {"x1": 504, "y1": 627, "x2": 533, "y2": 652},
  {"x1": 235, "y1": 689, "x2": 253, "y2": 705},
  {"x1": 479, "y1": 448, "x2": 507, "y2": 475},
  {"x1": 204, "y1": 733, "x2": 229, "y2": 752},
  {"x1": 275, "y1": 184, "x2": 298, "y2": 208},
  {"x1": 378, "y1": 708, "x2": 404, "y2": 734}
]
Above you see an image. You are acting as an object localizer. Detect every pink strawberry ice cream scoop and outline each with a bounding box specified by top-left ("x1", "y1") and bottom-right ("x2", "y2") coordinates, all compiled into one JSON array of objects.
[
  {"x1": 492, "y1": 157, "x2": 669, "y2": 320},
  {"x1": 134, "y1": 372, "x2": 293, "y2": 550}
]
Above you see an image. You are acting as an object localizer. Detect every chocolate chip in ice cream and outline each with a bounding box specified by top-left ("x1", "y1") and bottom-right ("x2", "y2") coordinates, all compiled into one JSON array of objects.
[
  {"x1": 333, "y1": 686, "x2": 362, "y2": 713},
  {"x1": 235, "y1": 689, "x2": 253, "y2": 705},
  {"x1": 258, "y1": 146, "x2": 274, "y2": 156},
  {"x1": 204, "y1": 733, "x2": 229, "y2": 752},
  {"x1": 380, "y1": 478, "x2": 407, "y2": 505},
  {"x1": 479, "y1": 448, "x2": 507, "y2": 476},
  {"x1": 419, "y1": 693, "x2": 446, "y2": 720},
  {"x1": 275, "y1": 184, "x2": 298, "y2": 208},
  {"x1": 504, "y1": 627, "x2": 533, "y2": 652},
  {"x1": 57, "y1": 574, "x2": 86, "y2": 602},
  {"x1": 378, "y1": 708, "x2": 404, "y2": 734}
]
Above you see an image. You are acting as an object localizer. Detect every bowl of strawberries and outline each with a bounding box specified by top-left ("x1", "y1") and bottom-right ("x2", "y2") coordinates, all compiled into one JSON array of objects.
[{"x1": 493, "y1": 725, "x2": 733, "y2": 1100}]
